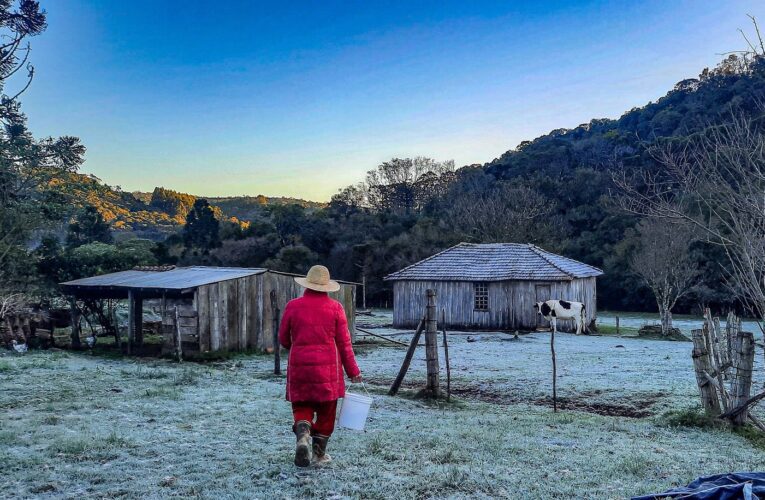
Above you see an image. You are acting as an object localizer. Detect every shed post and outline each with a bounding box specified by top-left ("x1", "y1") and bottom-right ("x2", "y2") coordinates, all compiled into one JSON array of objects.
[
  {"x1": 127, "y1": 290, "x2": 142, "y2": 354},
  {"x1": 69, "y1": 298, "x2": 81, "y2": 350},
  {"x1": 270, "y1": 289, "x2": 281, "y2": 375},
  {"x1": 425, "y1": 289, "x2": 440, "y2": 396},
  {"x1": 127, "y1": 291, "x2": 133, "y2": 355},
  {"x1": 112, "y1": 303, "x2": 120, "y2": 348}
]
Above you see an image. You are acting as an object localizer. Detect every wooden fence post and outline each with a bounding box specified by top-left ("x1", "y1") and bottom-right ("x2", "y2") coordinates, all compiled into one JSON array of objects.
[
  {"x1": 691, "y1": 328, "x2": 722, "y2": 415},
  {"x1": 425, "y1": 289, "x2": 440, "y2": 397},
  {"x1": 551, "y1": 325, "x2": 557, "y2": 412},
  {"x1": 732, "y1": 330, "x2": 755, "y2": 426},
  {"x1": 615, "y1": 316, "x2": 620, "y2": 336},
  {"x1": 389, "y1": 318, "x2": 425, "y2": 396}
]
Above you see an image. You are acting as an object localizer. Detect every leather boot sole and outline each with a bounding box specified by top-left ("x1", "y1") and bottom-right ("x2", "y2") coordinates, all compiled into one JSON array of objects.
[{"x1": 295, "y1": 436, "x2": 311, "y2": 467}]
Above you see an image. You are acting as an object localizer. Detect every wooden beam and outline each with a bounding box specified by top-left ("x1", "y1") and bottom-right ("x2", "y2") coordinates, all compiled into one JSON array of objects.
[
  {"x1": 719, "y1": 389, "x2": 765, "y2": 419},
  {"x1": 389, "y1": 318, "x2": 425, "y2": 396},
  {"x1": 355, "y1": 327, "x2": 408, "y2": 347}
]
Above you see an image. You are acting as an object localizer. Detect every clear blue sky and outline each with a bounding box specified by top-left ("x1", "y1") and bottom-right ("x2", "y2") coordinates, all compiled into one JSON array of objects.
[{"x1": 20, "y1": 0, "x2": 765, "y2": 200}]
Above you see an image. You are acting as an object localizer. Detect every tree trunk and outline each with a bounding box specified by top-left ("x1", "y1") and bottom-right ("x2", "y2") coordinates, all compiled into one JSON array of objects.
[{"x1": 660, "y1": 307, "x2": 673, "y2": 336}]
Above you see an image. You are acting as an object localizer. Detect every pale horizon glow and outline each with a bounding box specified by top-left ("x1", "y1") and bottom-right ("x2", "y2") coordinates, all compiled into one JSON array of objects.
[{"x1": 21, "y1": 0, "x2": 765, "y2": 201}]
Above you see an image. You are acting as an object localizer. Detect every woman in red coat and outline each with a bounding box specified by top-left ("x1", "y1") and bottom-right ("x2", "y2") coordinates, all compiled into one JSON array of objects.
[{"x1": 278, "y1": 265, "x2": 362, "y2": 467}]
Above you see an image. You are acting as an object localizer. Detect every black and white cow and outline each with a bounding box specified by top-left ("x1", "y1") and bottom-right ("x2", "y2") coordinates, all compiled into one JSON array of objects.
[{"x1": 533, "y1": 300, "x2": 587, "y2": 335}]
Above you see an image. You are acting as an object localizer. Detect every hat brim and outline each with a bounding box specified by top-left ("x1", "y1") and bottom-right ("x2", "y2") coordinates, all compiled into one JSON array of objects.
[{"x1": 294, "y1": 277, "x2": 341, "y2": 292}]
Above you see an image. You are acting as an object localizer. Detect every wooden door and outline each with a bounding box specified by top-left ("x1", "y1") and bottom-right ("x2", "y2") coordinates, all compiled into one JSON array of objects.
[{"x1": 535, "y1": 284, "x2": 551, "y2": 328}]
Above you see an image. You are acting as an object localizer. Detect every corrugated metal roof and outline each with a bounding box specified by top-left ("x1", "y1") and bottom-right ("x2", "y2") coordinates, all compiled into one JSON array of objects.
[
  {"x1": 384, "y1": 243, "x2": 603, "y2": 282},
  {"x1": 61, "y1": 266, "x2": 267, "y2": 290}
]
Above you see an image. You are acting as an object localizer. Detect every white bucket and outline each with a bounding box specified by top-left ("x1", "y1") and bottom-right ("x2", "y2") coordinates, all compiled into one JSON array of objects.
[{"x1": 338, "y1": 390, "x2": 373, "y2": 431}]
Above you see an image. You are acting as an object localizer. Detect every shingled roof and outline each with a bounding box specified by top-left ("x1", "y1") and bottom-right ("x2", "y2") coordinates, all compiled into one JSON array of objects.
[{"x1": 384, "y1": 243, "x2": 603, "y2": 282}]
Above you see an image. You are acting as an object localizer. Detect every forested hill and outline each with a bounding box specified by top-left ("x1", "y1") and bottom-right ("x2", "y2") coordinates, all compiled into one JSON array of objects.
[
  {"x1": 55, "y1": 175, "x2": 323, "y2": 239},
  {"x1": 474, "y1": 55, "x2": 765, "y2": 311},
  {"x1": 489, "y1": 57, "x2": 765, "y2": 186}
]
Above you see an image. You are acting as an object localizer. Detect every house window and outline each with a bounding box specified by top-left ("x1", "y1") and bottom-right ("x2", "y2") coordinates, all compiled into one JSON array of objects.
[{"x1": 474, "y1": 283, "x2": 489, "y2": 311}]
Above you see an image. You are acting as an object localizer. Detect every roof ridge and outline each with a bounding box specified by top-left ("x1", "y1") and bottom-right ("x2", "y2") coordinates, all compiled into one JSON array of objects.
[
  {"x1": 530, "y1": 245, "x2": 604, "y2": 276},
  {"x1": 527, "y1": 245, "x2": 575, "y2": 279},
  {"x1": 384, "y1": 242, "x2": 467, "y2": 280}
]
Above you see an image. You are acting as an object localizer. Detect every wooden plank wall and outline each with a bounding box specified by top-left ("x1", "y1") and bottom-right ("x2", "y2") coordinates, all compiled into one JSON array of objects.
[
  {"x1": 393, "y1": 278, "x2": 598, "y2": 331},
  {"x1": 196, "y1": 274, "x2": 262, "y2": 354},
  {"x1": 196, "y1": 272, "x2": 357, "y2": 353},
  {"x1": 161, "y1": 298, "x2": 197, "y2": 355}
]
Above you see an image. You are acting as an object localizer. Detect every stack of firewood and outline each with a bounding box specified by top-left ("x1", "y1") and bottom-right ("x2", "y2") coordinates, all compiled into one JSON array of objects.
[{"x1": 691, "y1": 310, "x2": 764, "y2": 430}]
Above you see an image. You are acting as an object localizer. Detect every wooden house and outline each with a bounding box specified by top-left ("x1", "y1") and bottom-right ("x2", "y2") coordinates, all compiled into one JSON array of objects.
[
  {"x1": 384, "y1": 243, "x2": 602, "y2": 331},
  {"x1": 61, "y1": 266, "x2": 357, "y2": 356}
]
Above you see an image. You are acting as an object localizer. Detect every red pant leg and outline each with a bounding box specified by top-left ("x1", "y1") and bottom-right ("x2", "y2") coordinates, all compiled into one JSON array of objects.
[
  {"x1": 292, "y1": 402, "x2": 314, "y2": 428},
  {"x1": 312, "y1": 400, "x2": 338, "y2": 436}
]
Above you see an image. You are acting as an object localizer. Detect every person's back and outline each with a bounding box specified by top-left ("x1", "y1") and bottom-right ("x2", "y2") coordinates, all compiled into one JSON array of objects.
[{"x1": 278, "y1": 265, "x2": 362, "y2": 467}]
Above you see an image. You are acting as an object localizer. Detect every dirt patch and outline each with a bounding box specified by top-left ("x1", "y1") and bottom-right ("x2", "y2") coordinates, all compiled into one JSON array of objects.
[
  {"x1": 366, "y1": 377, "x2": 667, "y2": 418},
  {"x1": 532, "y1": 394, "x2": 663, "y2": 418}
]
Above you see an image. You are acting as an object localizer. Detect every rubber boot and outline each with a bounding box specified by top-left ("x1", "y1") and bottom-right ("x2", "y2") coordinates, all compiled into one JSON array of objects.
[
  {"x1": 293, "y1": 420, "x2": 312, "y2": 467},
  {"x1": 311, "y1": 433, "x2": 332, "y2": 465}
]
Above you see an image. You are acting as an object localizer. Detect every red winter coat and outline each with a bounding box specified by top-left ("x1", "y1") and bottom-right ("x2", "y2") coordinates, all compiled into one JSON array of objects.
[{"x1": 278, "y1": 289, "x2": 361, "y2": 402}]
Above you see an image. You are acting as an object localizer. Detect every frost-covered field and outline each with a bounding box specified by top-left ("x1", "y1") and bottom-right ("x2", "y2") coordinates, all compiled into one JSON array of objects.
[{"x1": 2, "y1": 326, "x2": 765, "y2": 499}]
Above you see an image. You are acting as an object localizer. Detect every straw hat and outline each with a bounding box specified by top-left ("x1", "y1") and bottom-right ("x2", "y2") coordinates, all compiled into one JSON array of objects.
[{"x1": 294, "y1": 265, "x2": 340, "y2": 292}]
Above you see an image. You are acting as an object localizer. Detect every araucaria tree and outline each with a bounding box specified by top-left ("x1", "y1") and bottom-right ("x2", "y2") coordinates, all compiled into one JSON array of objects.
[
  {"x1": 183, "y1": 199, "x2": 220, "y2": 253},
  {"x1": 629, "y1": 219, "x2": 698, "y2": 335},
  {"x1": 0, "y1": 1, "x2": 85, "y2": 292}
]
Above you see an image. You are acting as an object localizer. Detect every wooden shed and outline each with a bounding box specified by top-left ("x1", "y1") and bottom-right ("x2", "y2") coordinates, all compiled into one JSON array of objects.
[
  {"x1": 61, "y1": 266, "x2": 357, "y2": 356},
  {"x1": 385, "y1": 243, "x2": 602, "y2": 332}
]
